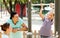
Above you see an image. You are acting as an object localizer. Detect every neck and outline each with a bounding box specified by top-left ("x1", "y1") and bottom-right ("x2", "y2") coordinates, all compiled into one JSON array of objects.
[
  {"x1": 48, "y1": 18, "x2": 53, "y2": 21},
  {"x1": 13, "y1": 21, "x2": 17, "y2": 24},
  {"x1": 12, "y1": 20, "x2": 17, "y2": 24}
]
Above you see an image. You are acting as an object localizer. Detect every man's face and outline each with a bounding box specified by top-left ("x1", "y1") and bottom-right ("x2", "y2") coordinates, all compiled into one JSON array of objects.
[{"x1": 47, "y1": 13, "x2": 54, "y2": 19}]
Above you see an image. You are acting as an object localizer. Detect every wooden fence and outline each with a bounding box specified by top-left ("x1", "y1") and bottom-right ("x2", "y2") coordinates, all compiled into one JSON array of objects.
[{"x1": 23, "y1": 30, "x2": 40, "y2": 38}]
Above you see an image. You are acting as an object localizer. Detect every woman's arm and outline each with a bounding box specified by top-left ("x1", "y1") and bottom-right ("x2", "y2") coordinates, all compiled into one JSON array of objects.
[{"x1": 20, "y1": 23, "x2": 28, "y2": 31}]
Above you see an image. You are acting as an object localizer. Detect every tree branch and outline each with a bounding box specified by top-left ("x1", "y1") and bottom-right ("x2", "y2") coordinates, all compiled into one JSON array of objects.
[{"x1": 3, "y1": 0, "x2": 10, "y2": 14}]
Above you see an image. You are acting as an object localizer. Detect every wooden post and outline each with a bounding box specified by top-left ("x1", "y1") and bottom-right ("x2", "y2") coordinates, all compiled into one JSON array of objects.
[
  {"x1": 38, "y1": 30, "x2": 40, "y2": 38},
  {"x1": 0, "y1": 32, "x2": 2, "y2": 38},
  {"x1": 34, "y1": 30, "x2": 36, "y2": 38},
  {"x1": 23, "y1": 31, "x2": 26, "y2": 38}
]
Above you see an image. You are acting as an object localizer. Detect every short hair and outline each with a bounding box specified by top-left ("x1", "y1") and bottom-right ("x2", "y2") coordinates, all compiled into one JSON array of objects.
[
  {"x1": 1, "y1": 23, "x2": 10, "y2": 31},
  {"x1": 10, "y1": 11, "x2": 17, "y2": 19}
]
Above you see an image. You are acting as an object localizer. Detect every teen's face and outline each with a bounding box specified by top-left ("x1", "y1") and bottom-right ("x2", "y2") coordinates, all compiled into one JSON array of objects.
[
  {"x1": 13, "y1": 14, "x2": 19, "y2": 22},
  {"x1": 7, "y1": 26, "x2": 12, "y2": 34},
  {"x1": 9, "y1": 26, "x2": 12, "y2": 32}
]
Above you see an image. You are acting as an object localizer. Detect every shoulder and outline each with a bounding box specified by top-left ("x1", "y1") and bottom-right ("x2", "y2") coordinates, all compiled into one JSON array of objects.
[
  {"x1": 19, "y1": 17, "x2": 21, "y2": 19},
  {"x1": 7, "y1": 19, "x2": 12, "y2": 21},
  {"x1": 2, "y1": 33, "x2": 9, "y2": 38},
  {"x1": 19, "y1": 18, "x2": 23, "y2": 22},
  {"x1": 18, "y1": 18, "x2": 24, "y2": 24},
  {"x1": 6, "y1": 19, "x2": 12, "y2": 23}
]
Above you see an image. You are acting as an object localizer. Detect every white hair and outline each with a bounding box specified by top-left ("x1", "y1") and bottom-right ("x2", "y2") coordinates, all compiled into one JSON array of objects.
[{"x1": 45, "y1": 9, "x2": 55, "y2": 17}]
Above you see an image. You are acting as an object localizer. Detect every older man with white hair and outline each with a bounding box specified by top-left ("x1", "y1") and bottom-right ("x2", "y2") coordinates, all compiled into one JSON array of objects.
[{"x1": 39, "y1": 3, "x2": 54, "y2": 38}]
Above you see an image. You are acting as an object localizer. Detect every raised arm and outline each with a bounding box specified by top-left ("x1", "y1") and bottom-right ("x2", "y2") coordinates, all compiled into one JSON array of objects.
[{"x1": 39, "y1": 4, "x2": 44, "y2": 20}]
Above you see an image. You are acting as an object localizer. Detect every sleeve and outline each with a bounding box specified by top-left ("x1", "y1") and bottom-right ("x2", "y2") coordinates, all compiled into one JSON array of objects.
[
  {"x1": 19, "y1": 18, "x2": 24, "y2": 26},
  {"x1": 6, "y1": 19, "x2": 11, "y2": 23},
  {"x1": 42, "y1": 17, "x2": 45, "y2": 21}
]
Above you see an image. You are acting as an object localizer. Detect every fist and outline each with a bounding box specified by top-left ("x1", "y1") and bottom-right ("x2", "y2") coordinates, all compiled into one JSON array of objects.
[
  {"x1": 40, "y1": 3, "x2": 43, "y2": 9},
  {"x1": 21, "y1": 26, "x2": 28, "y2": 31}
]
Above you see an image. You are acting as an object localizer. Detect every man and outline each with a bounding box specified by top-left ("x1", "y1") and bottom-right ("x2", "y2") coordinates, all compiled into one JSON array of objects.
[{"x1": 39, "y1": 3, "x2": 54, "y2": 38}]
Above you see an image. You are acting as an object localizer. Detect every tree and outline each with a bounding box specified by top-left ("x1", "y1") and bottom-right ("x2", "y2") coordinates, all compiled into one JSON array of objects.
[
  {"x1": 32, "y1": 0, "x2": 54, "y2": 4},
  {"x1": 3, "y1": 0, "x2": 12, "y2": 14},
  {"x1": 2, "y1": 0, "x2": 54, "y2": 15},
  {"x1": 43, "y1": 0, "x2": 54, "y2": 3},
  {"x1": 3, "y1": 0, "x2": 27, "y2": 13},
  {"x1": 3, "y1": 0, "x2": 28, "y2": 18}
]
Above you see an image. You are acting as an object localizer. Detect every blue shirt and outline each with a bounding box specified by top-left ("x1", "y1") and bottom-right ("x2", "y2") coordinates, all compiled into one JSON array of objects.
[
  {"x1": 7, "y1": 18, "x2": 24, "y2": 29},
  {"x1": 7, "y1": 18, "x2": 24, "y2": 38}
]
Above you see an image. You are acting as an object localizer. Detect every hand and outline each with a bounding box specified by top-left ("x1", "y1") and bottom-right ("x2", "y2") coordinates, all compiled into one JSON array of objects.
[
  {"x1": 12, "y1": 29, "x2": 17, "y2": 33},
  {"x1": 40, "y1": 3, "x2": 43, "y2": 9},
  {"x1": 21, "y1": 26, "x2": 28, "y2": 31},
  {"x1": 22, "y1": 23, "x2": 28, "y2": 31}
]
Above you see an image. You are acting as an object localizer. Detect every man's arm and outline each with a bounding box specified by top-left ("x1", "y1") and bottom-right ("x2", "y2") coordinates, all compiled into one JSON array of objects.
[{"x1": 39, "y1": 4, "x2": 44, "y2": 20}]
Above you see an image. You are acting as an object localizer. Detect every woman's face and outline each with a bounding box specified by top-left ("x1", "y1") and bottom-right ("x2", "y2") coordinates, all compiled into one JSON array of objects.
[{"x1": 12, "y1": 14, "x2": 19, "y2": 22}]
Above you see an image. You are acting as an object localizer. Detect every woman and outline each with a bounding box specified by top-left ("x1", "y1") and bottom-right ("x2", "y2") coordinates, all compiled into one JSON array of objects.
[
  {"x1": 0, "y1": 23, "x2": 12, "y2": 38},
  {"x1": 39, "y1": 3, "x2": 54, "y2": 38},
  {"x1": 7, "y1": 11, "x2": 28, "y2": 38}
]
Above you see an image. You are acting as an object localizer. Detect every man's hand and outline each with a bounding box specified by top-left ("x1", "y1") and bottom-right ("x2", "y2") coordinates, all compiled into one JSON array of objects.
[
  {"x1": 40, "y1": 3, "x2": 43, "y2": 10},
  {"x1": 39, "y1": 3, "x2": 44, "y2": 20}
]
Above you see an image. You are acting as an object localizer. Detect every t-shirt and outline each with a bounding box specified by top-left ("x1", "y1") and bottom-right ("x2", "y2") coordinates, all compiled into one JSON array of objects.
[
  {"x1": 10, "y1": 31, "x2": 22, "y2": 38},
  {"x1": 7, "y1": 18, "x2": 24, "y2": 29},
  {"x1": 40, "y1": 17, "x2": 53, "y2": 36},
  {"x1": 2, "y1": 34, "x2": 9, "y2": 38},
  {"x1": 7, "y1": 18, "x2": 24, "y2": 38}
]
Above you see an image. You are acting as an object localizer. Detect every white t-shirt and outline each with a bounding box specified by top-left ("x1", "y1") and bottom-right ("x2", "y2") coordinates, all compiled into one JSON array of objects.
[{"x1": 2, "y1": 34, "x2": 9, "y2": 38}]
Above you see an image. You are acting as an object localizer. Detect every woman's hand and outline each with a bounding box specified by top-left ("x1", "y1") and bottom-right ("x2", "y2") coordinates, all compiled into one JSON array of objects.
[
  {"x1": 21, "y1": 26, "x2": 28, "y2": 31},
  {"x1": 12, "y1": 29, "x2": 18, "y2": 33},
  {"x1": 21, "y1": 23, "x2": 28, "y2": 31}
]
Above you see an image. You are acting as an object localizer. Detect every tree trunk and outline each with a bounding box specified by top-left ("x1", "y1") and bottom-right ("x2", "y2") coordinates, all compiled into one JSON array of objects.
[
  {"x1": 55, "y1": 0, "x2": 60, "y2": 38},
  {"x1": 27, "y1": 0, "x2": 32, "y2": 38},
  {"x1": 9, "y1": 0, "x2": 12, "y2": 14}
]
